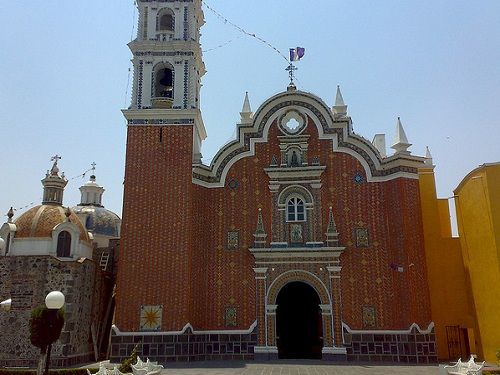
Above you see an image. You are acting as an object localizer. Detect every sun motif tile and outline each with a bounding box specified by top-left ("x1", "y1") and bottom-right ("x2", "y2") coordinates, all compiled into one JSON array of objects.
[{"x1": 139, "y1": 305, "x2": 162, "y2": 331}]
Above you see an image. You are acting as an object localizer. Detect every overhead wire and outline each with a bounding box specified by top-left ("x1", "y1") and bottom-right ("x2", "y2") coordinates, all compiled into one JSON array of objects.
[
  {"x1": 124, "y1": 1, "x2": 137, "y2": 110},
  {"x1": 201, "y1": 0, "x2": 289, "y2": 63}
]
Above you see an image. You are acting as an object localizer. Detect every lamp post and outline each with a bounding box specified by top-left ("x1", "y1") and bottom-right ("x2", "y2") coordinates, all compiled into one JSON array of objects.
[
  {"x1": 0, "y1": 298, "x2": 11, "y2": 312},
  {"x1": 44, "y1": 291, "x2": 65, "y2": 375}
]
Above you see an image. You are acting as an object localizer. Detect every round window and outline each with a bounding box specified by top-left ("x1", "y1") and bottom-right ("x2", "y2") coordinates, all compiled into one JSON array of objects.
[{"x1": 279, "y1": 110, "x2": 305, "y2": 135}]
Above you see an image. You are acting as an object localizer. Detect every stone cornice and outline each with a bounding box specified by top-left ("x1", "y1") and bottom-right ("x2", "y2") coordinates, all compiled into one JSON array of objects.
[
  {"x1": 263, "y1": 166, "x2": 326, "y2": 181},
  {"x1": 122, "y1": 108, "x2": 207, "y2": 140},
  {"x1": 249, "y1": 246, "x2": 345, "y2": 259}
]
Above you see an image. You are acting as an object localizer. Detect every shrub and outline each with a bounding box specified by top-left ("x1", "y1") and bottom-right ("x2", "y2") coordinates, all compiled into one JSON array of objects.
[
  {"x1": 29, "y1": 305, "x2": 65, "y2": 352},
  {"x1": 118, "y1": 342, "x2": 141, "y2": 373}
]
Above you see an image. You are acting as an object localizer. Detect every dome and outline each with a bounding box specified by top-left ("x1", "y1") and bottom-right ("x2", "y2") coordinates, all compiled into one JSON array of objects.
[
  {"x1": 72, "y1": 205, "x2": 121, "y2": 237},
  {"x1": 15, "y1": 205, "x2": 90, "y2": 243}
]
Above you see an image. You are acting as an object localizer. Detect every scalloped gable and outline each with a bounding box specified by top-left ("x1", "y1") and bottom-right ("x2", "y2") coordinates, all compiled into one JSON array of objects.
[{"x1": 192, "y1": 90, "x2": 426, "y2": 188}]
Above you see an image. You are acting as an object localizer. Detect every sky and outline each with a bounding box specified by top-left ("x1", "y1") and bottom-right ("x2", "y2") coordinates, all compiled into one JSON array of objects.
[{"x1": 0, "y1": 0, "x2": 499, "y2": 225}]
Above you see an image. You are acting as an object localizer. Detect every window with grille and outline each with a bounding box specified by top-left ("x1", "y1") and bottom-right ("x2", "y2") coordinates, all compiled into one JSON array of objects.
[{"x1": 287, "y1": 197, "x2": 305, "y2": 222}]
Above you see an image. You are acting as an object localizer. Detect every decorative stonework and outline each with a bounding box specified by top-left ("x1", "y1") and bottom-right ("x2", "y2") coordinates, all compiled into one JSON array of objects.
[
  {"x1": 355, "y1": 228, "x2": 369, "y2": 247},
  {"x1": 267, "y1": 270, "x2": 330, "y2": 305},
  {"x1": 290, "y1": 224, "x2": 303, "y2": 244},
  {"x1": 362, "y1": 306, "x2": 376, "y2": 328},
  {"x1": 278, "y1": 110, "x2": 306, "y2": 136},
  {"x1": 226, "y1": 178, "x2": 240, "y2": 190},
  {"x1": 227, "y1": 231, "x2": 239, "y2": 250},
  {"x1": 353, "y1": 172, "x2": 365, "y2": 184},
  {"x1": 140, "y1": 305, "x2": 163, "y2": 331},
  {"x1": 225, "y1": 307, "x2": 237, "y2": 327},
  {"x1": 192, "y1": 93, "x2": 423, "y2": 185}
]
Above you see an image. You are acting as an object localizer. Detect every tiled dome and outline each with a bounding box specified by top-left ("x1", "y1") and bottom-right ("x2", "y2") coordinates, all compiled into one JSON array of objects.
[
  {"x1": 15, "y1": 205, "x2": 90, "y2": 243},
  {"x1": 72, "y1": 206, "x2": 121, "y2": 237}
]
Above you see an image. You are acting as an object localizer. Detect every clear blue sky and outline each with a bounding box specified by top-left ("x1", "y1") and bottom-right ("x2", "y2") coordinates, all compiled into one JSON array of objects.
[{"x1": 1, "y1": 1, "x2": 499, "y2": 224}]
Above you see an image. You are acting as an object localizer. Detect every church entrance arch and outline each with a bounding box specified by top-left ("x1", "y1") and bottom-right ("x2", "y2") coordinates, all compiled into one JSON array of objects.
[{"x1": 276, "y1": 281, "x2": 323, "y2": 359}]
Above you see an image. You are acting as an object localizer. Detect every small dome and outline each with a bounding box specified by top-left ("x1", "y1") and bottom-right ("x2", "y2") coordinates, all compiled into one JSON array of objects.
[
  {"x1": 72, "y1": 206, "x2": 121, "y2": 237},
  {"x1": 15, "y1": 205, "x2": 90, "y2": 243}
]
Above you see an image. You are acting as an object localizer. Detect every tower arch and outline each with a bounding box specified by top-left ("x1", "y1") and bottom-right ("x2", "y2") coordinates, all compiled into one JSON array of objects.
[{"x1": 152, "y1": 62, "x2": 175, "y2": 108}]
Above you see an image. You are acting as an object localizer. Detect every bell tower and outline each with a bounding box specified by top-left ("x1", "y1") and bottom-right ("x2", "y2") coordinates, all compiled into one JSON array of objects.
[
  {"x1": 116, "y1": 0, "x2": 206, "y2": 333},
  {"x1": 125, "y1": 0, "x2": 206, "y2": 161}
]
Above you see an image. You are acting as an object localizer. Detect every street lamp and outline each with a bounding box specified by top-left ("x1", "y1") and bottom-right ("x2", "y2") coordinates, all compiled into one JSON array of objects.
[
  {"x1": 0, "y1": 298, "x2": 11, "y2": 312},
  {"x1": 44, "y1": 291, "x2": 65, "y2": 375}
]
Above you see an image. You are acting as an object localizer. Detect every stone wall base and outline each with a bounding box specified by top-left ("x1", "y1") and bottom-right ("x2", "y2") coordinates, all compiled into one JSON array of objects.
[
  {"x1": 343, "y1": 326, "x2": 438, "y2": 363},
  {"x1": 0, "y1": 352, "x2": 95, "y2": 368},
  {"x1": 321, "y1": 353, "x2": 348, "y2": 361},
  {"x1": 110, "y1": 328, "x2": 257, "y2": 364}
]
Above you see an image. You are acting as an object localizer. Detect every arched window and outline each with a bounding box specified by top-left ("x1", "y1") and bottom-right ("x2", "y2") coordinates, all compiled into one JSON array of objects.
[
  {"x1": 155, "y1": 67, "x2": 174, "y2": 99},
  {"x1": 157, "y1": 10, "x2": 174, "y2": 32},
  {"x1": 57, "y1": 231, "x2": 71, "y2": 258},
  {"x1": 287, "y1": 197, "x2": 305, "y2": 222}
]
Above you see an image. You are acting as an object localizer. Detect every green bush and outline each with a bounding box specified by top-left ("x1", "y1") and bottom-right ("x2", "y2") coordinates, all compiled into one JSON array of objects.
[
  {"x1": 29, "y1": 305, "x2": 65, "y2": 351},
  {"x1": 483, "y1": 371, "x2": 500, "y2": 375}
]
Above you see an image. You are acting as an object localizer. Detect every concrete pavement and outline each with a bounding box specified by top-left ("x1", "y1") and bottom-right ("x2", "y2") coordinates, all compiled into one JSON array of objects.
[{"x1": 160, "y1": 361, "x2": 440, "y2": 375}]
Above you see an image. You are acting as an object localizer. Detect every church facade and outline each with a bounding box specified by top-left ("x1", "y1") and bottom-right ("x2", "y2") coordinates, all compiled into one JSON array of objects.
[{"x1": 112, "y1": 0, "x2": 437, "y2": 363}]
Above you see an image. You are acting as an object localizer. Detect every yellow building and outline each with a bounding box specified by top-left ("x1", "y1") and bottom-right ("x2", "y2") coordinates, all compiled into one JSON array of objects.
[
  {"x1": 419, "y1": 165, "x2": 476, "y2": 361},
  {"x1": 420, "y1": 161, "x2": 500, "y2": 362},
  {"x1": 454, "y1": 163, "x2": 500, "y2": 363}
]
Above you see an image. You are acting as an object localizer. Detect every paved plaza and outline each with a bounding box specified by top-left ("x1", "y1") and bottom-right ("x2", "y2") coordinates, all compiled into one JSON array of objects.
[{"x1": 160, "y1": 361, "x2": 440, "y2": 375}]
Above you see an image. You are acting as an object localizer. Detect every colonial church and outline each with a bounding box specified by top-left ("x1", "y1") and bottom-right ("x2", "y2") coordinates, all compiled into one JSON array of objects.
[
  {"x1": 3, "y1": 0, "x2": 498, "y2": 367},
  {"x1": 112, "y1": 0, "x2": 437, "y2": 363}
]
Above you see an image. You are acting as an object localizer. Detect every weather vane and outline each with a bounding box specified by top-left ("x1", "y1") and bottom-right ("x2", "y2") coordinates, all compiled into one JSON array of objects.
[{"x1": 287, "y1": 47, "x2": 305, "y2": 86}]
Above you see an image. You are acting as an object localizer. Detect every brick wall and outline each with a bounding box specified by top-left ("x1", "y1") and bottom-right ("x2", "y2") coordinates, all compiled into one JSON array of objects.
[
  {"x1": 116, "y1": 114, "x2": 433, "y2": 358},
  {"x1": 116, "y1": 125, "x2": 194, "y2": 331}
]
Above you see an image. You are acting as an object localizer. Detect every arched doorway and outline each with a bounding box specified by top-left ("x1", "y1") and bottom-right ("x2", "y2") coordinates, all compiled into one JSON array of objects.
[{"x1": 276, "y1": 281, "x2": 323, "y2": 359}]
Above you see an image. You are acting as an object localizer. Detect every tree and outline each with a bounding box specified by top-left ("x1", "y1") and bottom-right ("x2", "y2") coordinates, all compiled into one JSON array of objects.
[{"x1": 29, "y1": 305, "x2": 65, "y2": 375}]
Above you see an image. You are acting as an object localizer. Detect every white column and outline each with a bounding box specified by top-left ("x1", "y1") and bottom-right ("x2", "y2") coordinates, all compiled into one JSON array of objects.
[{"x1": 142, "y1": 61, "x2": 154, "y2": 107}]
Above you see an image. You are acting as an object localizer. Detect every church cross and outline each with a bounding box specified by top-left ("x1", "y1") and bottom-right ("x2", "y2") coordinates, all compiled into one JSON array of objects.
[
  {"x1": 51, "y1": 154, "x2": 62, "y2": 162},
  {"x1": 91, "y1": 162, "x2": 96, "y2": 172},
  {"x1": 285, "y1": 63, "x2": 298, "y2": 85}
]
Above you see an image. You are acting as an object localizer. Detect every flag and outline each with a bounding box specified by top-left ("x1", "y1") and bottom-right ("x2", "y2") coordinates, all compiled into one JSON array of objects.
[{"x1": 290, "y1": 47, "x2": 305, "y2": 62}]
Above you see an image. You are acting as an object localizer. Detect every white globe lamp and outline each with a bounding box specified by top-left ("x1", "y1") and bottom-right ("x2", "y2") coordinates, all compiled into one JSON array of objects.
[
  {"x1": 45, "y1": 291, "x2": 65, "y2": 310},
  {"x1": 0, "y1": 238, "x2": 5, "y2": 252},
  {"x1": 0, "y1": 298, "x2": 11, "y2": 312}
]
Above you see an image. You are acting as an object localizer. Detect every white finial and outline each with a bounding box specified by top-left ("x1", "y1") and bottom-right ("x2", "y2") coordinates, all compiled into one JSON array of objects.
[
  {"x1": 391, "y1": 117, "x2": 412, "y2": 155},
  {"x1": 425, "y1": 146, "x2": 433, "y2": 165},
  {"x1": 335, "y1": 85, "x2": 345, "y2": 106},
  {"x1": 372, "y1": 134, "x2": 387, "y2": 158},
  {"x1": 332, "y1": 85, "x2": 347, "y2": 116},
  {"x1": 240, "y1": 92, "x2": 253, "y2": 124}
]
